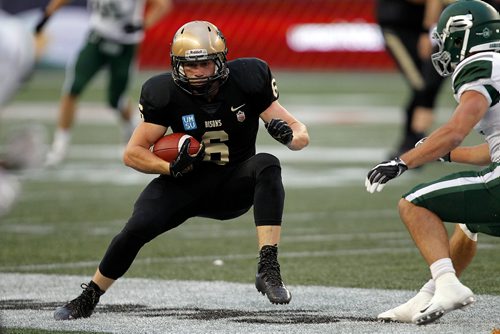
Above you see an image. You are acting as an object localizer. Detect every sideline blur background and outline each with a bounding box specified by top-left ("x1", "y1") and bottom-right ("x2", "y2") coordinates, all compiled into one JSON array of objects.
[{"x1": 2, "y1": 0, "x2": 394, "y2": 71}]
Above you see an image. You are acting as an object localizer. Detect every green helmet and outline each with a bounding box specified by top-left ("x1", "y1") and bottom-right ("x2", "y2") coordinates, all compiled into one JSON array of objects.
[{"x1": 432, "y1": 0, "x2": 500, "y2": 76}]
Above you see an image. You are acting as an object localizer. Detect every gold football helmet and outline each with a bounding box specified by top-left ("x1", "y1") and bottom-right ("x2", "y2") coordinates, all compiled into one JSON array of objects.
[{"x1": 170, "y1": 21, "x2": 229, "y2": 95}]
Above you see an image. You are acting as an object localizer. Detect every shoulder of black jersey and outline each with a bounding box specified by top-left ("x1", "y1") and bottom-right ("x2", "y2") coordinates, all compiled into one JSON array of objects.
[
  {"x1": 140, "y1": 72, "x2": 175, "y2": 104},
  {"x1": 142, "y1": 72, "x2": 173, "y2": 91},
  {"x1": 227, "y1": 58, "x2": 273, "y2": 93},
  {"x1": 228, "y1": 57, "x2": 270, "y2": 74}
]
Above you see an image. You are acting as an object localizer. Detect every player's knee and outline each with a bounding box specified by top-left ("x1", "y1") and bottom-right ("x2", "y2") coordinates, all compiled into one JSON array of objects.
[
  {"x1": 108, "y1": 94, "x2": 120, "y2": 110},
  {"x1": 99, "y1": 229, "x2": 149, "y2": 279},
  {"x1": 398, "y1": 198, "x2": 413, "y2": 217},
  {"x1": 68, "y1": 84, "x2": 84, "y2": 97},
  {"x1": 254, "y1": 153, "x2": 281, "y2": 173}
]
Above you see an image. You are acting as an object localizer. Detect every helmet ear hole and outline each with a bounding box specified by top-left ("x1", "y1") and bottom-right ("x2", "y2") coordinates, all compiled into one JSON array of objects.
[{"x1": 453, "y1": 38, "x2": 463, "y2": 47}]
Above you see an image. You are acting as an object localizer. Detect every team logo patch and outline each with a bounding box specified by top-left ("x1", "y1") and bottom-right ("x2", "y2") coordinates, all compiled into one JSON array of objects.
[
  {"x1": 182, "y1": 115, "x2": 197, "y2": 130},
  {"x1": 236, "y1": 111, "x2": 246, "y2": 122}
]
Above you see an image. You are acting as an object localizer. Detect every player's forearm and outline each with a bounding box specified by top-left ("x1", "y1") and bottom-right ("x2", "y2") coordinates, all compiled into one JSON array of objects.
[
  {"x1": 45, "y1": 0, "x2": 71, "y2": 16},
  {"x1": 123, "y1": 145, "x2": 170, "y2": 174},
  {"x1": 287, "y1": 122, "x2": 309, "y2": 151},
  {"x1": 449, "y1": 143, "x2": 491, "y2": 165},
  {"x1": 143, "y1": 0, "x2": 171, "y2": 29},
  {"x1": 422, "y1": 0, "x2": 443, "y2": 31}
]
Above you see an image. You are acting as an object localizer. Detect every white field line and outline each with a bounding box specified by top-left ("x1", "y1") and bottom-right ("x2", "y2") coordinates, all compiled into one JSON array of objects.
[
  {"x1": 2, "y1": 242, "x2": 499, "y2": 272},
  {"x1": 12, "y1": 146, "x2": 390, "y2": 188},
  {"x1": 2, "y1": 102, "x2": 401, "y2": 124},
  {"x1": 1, "y1": 102, "x2": 453, "y2": 124},
  {"x1": 1, "y1": 273, "x2": 499, "y2": 334},
  {"x1": 0, "y1": 247, "x2": 418, "y2": 272}
]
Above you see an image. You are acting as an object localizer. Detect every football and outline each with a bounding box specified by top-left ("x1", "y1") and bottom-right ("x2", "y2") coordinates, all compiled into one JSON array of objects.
[{"x1": 152, "y1": 133, "x2": 201, "y2": 163}]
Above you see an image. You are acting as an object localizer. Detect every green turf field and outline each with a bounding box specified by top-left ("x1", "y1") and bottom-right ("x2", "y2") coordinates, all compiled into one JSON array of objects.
[{"x1": 1, "y1": 66, "x2": 499, "y2": 306}]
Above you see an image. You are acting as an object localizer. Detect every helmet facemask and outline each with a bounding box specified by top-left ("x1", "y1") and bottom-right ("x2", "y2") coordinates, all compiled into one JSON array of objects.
[
  {"x1": 170, "y1": 21, "x2": 229, "y2": 96},
  {"x1": 431, "y1": 14, "x2": 473, "y2": 77}
]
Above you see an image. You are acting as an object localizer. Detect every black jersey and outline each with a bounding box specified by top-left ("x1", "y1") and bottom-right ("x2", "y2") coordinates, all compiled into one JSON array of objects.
[{"x1": 139, "y1": 58, "x2": 278, "y2": 165}]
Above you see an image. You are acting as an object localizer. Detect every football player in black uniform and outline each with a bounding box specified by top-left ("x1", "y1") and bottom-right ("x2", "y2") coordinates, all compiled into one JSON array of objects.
[
  {"x1": 376, "y1": 0, "x2": 446, "y2": 157},
  {"x1": 53, "y1": 20, "x2": 309, "y2": 320}
]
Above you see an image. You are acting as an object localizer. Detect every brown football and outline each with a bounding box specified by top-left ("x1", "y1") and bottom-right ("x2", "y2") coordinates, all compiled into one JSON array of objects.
[{"x1": 152, "y1": 133, "x2": 201, "y2": 162}]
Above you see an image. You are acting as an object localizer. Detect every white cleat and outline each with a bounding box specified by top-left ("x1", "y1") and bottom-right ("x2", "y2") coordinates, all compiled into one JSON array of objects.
[
  {"x1": 0, "y1": 169, "x2": 21, "y2": 218},
  {"x1": 378, "y1": 291, "x2": 433, "y2": 323},
  {"x1": 412, "y1": 282, "x2": 475, "y2": 325},
  {"x1": 44, "y1": 141, "x2": 68, "y2": 167}
]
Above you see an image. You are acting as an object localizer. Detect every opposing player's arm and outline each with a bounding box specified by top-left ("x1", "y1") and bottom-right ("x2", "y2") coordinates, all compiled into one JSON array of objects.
[
  {"x1": 123, "y1": 121, "x2": 171, "y2": 175},
  {"x1": 400, "y1": 90, "x2": 489, "y2": 168},
  {"x1": 35, "y1": 0, "x2": 71, "y2": 33},
  {"x1": 143, "y1": 0, "x2": 172, "y2": 29},
  {"x1": 260, "y1": 100, "x2": 309, "y2": 150},
  {"x1": 448, "y1": 142, "x2": 491, "y2": 165}
]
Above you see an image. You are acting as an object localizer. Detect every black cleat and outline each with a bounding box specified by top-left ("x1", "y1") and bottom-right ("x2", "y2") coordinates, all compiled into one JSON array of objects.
[
  {"x1": 255, "y1": 245, "x2": 291, "y2": 304},
  {"x1": 54, "y1": 281, "x2": 104, "y2": 320}
]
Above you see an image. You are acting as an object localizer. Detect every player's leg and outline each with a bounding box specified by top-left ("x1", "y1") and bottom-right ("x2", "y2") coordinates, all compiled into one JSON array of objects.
[
  {"x1": 398, "y1": 199, "x2": 474, "y2": 325},
  {"x1": 54, "y1": 175, "x2": 204, "y2": 320},
  {"x1": 398, "y1": 168, "x2": 500, "y2": 324},
  {"x1": 108, "y1": 44, "x2": 137, "y2": 142},
  {"x1": 199, "y1": 153, "x2": 291, "y2": 304},
  {"x1": 377, "y1": 224, "x2": 477, "y2": 322},
  {"x1": 380, "y1": 27, "x2": 424, "y2": 156},
  {"x1": 249, "y1": 155, "x2": 291, "y2": 304},
  {"x1": 46, "y1": 39, "x2": 105, "y2": 166},
  {"x1": 409, "y1": 59, "x2": 445, "y2": 150}
]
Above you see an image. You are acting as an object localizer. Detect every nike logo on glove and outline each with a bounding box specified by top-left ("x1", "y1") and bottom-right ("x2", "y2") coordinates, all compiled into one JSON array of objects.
[{"x1": 230, "y1": 104, "x2": 246, "y2": 112}]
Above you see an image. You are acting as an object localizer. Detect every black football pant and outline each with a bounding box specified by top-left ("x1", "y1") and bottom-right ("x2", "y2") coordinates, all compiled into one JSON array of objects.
[
  {"x1": 380, "y1": 26, "x2": 445, "y2": 142},
  {"x1": 98, "y1": 153, "x2": 284, "y2": 279}
]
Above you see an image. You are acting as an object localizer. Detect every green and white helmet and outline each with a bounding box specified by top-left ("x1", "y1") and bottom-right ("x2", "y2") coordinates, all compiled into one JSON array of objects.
[{"x1": 432, "y1": 0, "x2": 500, "y2": 77}]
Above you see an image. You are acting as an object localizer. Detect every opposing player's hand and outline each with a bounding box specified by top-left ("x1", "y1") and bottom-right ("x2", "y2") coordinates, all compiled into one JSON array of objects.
[
  {"x1": 415, "y1": 137, "x2": 451, "y2": 162},
  {"x1": 265, "y1": 119, "x2": 293, "y2": 145},
  {"x1": 365, "y1": 158, "x2": 408, "y2": 193},
  {"x1": 169, "y1": 139, "x2": 205, "y2": 178},
  {"x1": 123, "y1": 23, "x2": 143, "y2": 33}
]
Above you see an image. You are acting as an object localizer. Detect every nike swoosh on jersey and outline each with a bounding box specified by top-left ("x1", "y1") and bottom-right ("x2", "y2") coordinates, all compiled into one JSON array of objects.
[{"x1": 230, "y1": 104, "x2": 246, "y2": 112}]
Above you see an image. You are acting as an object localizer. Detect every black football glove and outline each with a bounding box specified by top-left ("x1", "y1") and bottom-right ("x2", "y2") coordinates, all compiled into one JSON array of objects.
[
  {"x1": 35, "y1": 13, "x2": 51, "y2": 34},
  {"x1": 123, "y1": 23, "x2": 143, "y2": 33},
  {"x1": 265, "y1": 119, "x2": 293, "y2": 145},
  {"x1": 365, "y1": 158, "x2": 408, "y2": 193},
  {"x1": 415, "y1": 137, "x2": 451, "y2": 162},
  {"x1": 169, "y1": 138, "x2": 205, "y2": 178}
]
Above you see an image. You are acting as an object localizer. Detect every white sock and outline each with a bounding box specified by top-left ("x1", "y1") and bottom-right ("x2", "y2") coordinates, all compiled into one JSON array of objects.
[
  {"x1": 52, "y1": 128, "x2": 71, "y2": 148},
  {"x1": 430, "y1": 258, "x2": 455, "y2": 281},
  {"x1": 419, "y1": 278, "x2": 436, "y2": 295}
]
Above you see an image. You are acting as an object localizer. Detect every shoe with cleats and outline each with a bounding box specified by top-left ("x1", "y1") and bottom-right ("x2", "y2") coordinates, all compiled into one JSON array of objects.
[
  {"x1": 45, "y1": 133, "x2": 70, "y2": 167},
  {"x1": 378, "y1": 290, "x2": 433, "y2": 323},
  {"x1": 54, "y1": 281, "x2": 104, "y2": 320},
  {"x1": 412, "y1": 281, "x2": 475, "y2": 325},
  {"x1": 255, "y1": 245, "x2": 291, "y2": 304}
]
